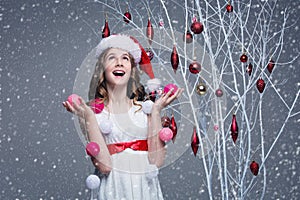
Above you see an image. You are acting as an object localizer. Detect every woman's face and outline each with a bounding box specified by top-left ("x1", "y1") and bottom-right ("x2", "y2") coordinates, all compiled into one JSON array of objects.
[{"x1": 103, "y1": 48, "x2": 132, "y2": 87}]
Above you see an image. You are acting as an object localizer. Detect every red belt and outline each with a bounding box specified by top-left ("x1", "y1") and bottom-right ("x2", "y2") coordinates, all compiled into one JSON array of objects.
[{"x1": 107, "y1": 140, "x2": 148, "y2": 155}]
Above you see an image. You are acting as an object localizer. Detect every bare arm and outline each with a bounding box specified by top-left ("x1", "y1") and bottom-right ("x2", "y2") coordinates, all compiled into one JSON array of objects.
[
  {"x1": 147, "y1": 88, "x2": 184, "y2": 167},
  {"x1": 63, "y1": 97, "x2": 112, "y2": 174}
]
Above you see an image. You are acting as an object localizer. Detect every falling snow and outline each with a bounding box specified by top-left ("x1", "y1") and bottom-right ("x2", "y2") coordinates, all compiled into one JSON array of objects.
[{"x1": 0, "y1": 0, "x2": 299, "y2": 199}]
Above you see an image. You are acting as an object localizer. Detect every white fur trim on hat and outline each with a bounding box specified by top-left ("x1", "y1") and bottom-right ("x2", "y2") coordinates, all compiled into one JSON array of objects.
[
  {"x1": 95, "y1": 35, "x2": 141, "y2": 63},
  {"x1": 147, "y1": 78, "x2": 161, "y2": 91}
]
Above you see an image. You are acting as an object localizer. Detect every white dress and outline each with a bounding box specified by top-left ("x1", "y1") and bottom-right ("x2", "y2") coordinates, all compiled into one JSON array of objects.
[{"x1": 94, "y1": 104, "x2": 164, "y2": 200}]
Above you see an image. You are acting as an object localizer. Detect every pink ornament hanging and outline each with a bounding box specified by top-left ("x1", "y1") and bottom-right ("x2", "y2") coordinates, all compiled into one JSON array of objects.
[
  {"x1": 147, "y1": 18, "x2": 154, "y2": 45},
  {"x1": 230, "y1": 114, "x2": 238, "y2": 143},
  {"x1": 159, "y1": 127, "x2": 173, "y2": 143},
  {"x1": 86, "y1": 142, "x2": 100, "y2": 157},
  {"x1": 67, "y1": 94, "x2": 81, "y2": 106}
]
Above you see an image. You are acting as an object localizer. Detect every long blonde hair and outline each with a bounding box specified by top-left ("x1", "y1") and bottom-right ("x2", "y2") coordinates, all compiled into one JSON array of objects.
[{"x1": 88, "y1": 48, "x2": 146, "y2": 106}]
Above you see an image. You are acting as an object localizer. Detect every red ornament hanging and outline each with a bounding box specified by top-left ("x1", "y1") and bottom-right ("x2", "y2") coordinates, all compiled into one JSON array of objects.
[
  {"x1": 240, "y1": 53, "x2": 248, "y2": 63},
  {"x1": 123, "y1": 11, "x2": 131, "y2": 23},
  {"x1": 246, "y1": 63, "x2": 253, "y2": 76},
  {"x1": 191, "y1": 20, "x2": 204, "y2": 34},
  {"x1": 226, "y1": 4, "x2": 233, "y2": 12},
  {"x1": 189, "y1": 60, "x2": 201, "y2": 74},
  {"x1": 102, "y1": 19, "x2": 110, "y2": 38},
  {"x1": 230, "y1": 114, "x2": 238, "y2": 143},
  {"x1": 147, "y1": 18, "x2": 154, "y2": 45},
  {"x1": 170, "y1": 113, "x2": 177, "y2": 143},
  {"x1": 191, "y1": 127, "x2": 200, "y2": 156},
  {"x1": 267, "y1": 59, "x2": 275, "y2": 73},
  {"x1": 161, "y1": 115, "x2": 171, "y2": 127},
  {"x1": 250, "y1": 161, "x2": 259, "y2": 176},
  {"x1": 256, "y1": 78, "x2": 265, "y2": 93},
  {"x1": 183, "y1": 31, "x2": 193, "y2": 43},
  {"x1": 149, "y1": 90, "x2": 157, "y2": 102},
  {"x1": 171, "y1": 45, "x2": 179, "y2": 73}
]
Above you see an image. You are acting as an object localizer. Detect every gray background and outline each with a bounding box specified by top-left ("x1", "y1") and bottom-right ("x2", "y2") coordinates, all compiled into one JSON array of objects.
[{"x1": 1, "y1": 0, "x2": 299, "y2": 199}]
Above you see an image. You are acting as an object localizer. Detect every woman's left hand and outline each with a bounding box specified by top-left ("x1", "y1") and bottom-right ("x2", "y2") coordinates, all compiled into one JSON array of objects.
[{"x1": 152, "y1": 88, "x2": 184, "y2": 113}]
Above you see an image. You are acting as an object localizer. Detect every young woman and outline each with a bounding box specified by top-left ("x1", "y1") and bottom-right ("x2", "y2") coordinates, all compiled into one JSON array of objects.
[{"x1": 63, "y1": 35, "x2": 183, "y2": 199}]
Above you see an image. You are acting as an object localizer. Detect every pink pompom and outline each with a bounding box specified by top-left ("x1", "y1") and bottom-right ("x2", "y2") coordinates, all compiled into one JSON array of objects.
[
  {"x1": 85, "y1": 142, "x2": 100, "y2": 157},
  {"x1": 67, "y1": 94, "x2": 81, "y2": 106},
  {"x1": 163, "y1": 84, "x2": 178, "y2": 97},
  {"x1": 159, "y1": 127, "x2": 173, "y2": 142},
  {"x1": 89, "y1": 99, "x2": 104, "y2": 114}
]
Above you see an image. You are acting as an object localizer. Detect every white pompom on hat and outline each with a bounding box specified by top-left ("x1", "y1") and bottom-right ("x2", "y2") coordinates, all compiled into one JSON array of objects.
[{"x1": 95, "y1": 34, "x2": 160, "y2": 90}]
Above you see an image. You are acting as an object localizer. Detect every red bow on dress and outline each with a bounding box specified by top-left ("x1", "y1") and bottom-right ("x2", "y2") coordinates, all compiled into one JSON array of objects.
[{"x1": 107, "y1": 140, "x2": 148, "y2": 155}]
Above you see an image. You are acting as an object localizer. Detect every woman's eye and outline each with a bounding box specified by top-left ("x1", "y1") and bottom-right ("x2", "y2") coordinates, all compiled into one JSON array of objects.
[
  {"x1": 123, "y1": 56, "x2": 129, "y2": 60},
  {"x1": 108, "y1": 56, "x2": 115, "y2": 60}
]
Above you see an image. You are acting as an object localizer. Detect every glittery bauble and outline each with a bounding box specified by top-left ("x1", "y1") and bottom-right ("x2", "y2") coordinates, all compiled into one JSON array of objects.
[
  {"x1": 183, "y1": 31, "x2": 193, "y2": 43},
  {"x1": 86, "y1": 174, "x2": 100, "y2": 190},
  {"x1": 196, "y1": 83, "x2": 207, "y2": 95},
  {"x1": 215, "y1": 88, "x2": 223, "y2": 97},
  {"x1": 250, "y1": 161, "x2": 259, "y2": 176},
  {"x1": 191, "y1": 21, "x2": 204, "y2": 34},
  {"x1": 226, "y1": 4, "x2": 233, "y2": 12},
  {"x1": 145, "y1": 48, "x2": 154, "y2": 61},
  {"x1": 99, "y1": 118, "x2": 113, "y2": 134},
  {"x1": 67, "y1": 94, "x2": 81, "y2": 106},
  {"x1": 163, "y1": 84, "x2": 178, "y2": 97},
  {"x1": 159, "y1": 127, "x2": 173, "y2": 142},
  {"x1": 85, "y1": 142, "x2": 100, "y2": 157},
  {"x1": 256, "y1": 78, "x2": 265, "y2": 93},
  {"x1": 123, "y1": 11, "x2": 131, "y2": 23},
  {"x1": 142, "y1": 100, "x2": 154, "y2": 114},
  {"x1": 240, "y1": 54, "x2": 248, "y2": 63},
  {"x1": 189, "y1": 61, "x2": 201, "y2": 74}
]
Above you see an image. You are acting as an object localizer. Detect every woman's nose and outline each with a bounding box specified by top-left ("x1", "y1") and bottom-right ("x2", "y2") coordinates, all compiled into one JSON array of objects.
[{"x1": 115, "y1": 57, "x2": 123, "y2": 67}]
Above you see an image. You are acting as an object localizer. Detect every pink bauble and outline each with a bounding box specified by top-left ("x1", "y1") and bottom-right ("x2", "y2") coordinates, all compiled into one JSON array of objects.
[
  {"x1": 90, "y1": 99, "x2": 104, "y2": 114},
  {"x1": 215, "y1": 89, "x2": 223, "y2": 97},
  {"x1": 163, "y1": 84, "x2": 178, "y2": 97},
  {"x1": 159, "y1": 127, "x2": 173, "y2": 142},
  {"x1": 67, "y1": 94, "x2": 81, "y2": 106},
  {"x1": 85, "y1": 142, "x2": 100, "y2": 157},
  {"x1": 213, "y1": 125, "x2": 219, "y2": 131}
]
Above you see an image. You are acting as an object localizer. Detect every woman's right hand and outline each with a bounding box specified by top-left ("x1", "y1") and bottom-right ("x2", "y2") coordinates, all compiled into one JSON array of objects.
[{"x1": 62, "y1": 96, "x2": 94, "y2": 119}]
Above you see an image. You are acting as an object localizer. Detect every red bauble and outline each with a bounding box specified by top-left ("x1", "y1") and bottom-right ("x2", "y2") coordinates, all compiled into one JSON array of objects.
[
  {"x1": 231, "y1": 114, "x2": 238, "y2": 143},
  {"x1": 123, "y1": 11, "x2": 131, "y2": 23},
  {"x1": 215, "y1": 88, "x2": 223, "y2": 97},
  {"x1": 191, "y1": 21, "x2": 204, "y2": 34},
  {"x1": 191, "y1": 127, "x2": 200, "y2": 156},
  {"x1": 250, "y1": 161, "x2": 259, "y2": 176},
  {"x1": 183, "y1": 31, "x2": 193, "y2": 43},
  {"x1": 145, "y1": 48, "x2": 154, "y2": 61},
  {"x1": 256, "y1": 78, "x2": 265, "y2": 93},
  {"x1": 170, "y1": 114, "x2": 177, "y2": 143},
  {"x1": 226, "y1": 4, "x2": 233, "y2": 12},
  {"x1": 147, "y1": 18, "x2": 154, "y2": 45},
  {"x1": 67, "y1": 94, "x2": 81, "y2": 107},
  {"x1": 171, "y1": 46, "x2": 179, "y2": 73},
  {"x1": 247, "y1": 63, "x2": 253, "y2": 76},
  {"x1": 267, "y1": 59, "x2": 275, "y2": 73},
  {"x1": 161, "y1": 115, "x2": 171, "y2": 127},
  {"x1": 102, "y1": 20, "x2": 110, "y2": 38},
  {"x1": 86, "y1": 142, "x2": 100, "y2": 157},
  {"x1": 189, "y1": 61, "x2": 201, "y2": 74},
  {"x1": 240, "y1": 54, "x2": 248, "y2": 63}
]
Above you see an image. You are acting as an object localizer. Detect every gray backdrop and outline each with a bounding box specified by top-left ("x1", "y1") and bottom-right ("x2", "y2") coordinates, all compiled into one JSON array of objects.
[{"x1": 1, "y1": 0, "x2": 299, "y2": 199}]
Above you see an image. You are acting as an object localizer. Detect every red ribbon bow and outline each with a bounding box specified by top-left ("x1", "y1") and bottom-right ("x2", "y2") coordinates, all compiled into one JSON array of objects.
[{"x1": 107, "y1": 140, "x2": 148, "y2": 155}]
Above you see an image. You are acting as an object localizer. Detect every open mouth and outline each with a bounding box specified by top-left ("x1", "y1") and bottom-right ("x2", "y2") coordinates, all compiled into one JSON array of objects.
[{"x1": 112, "y1": 70, "x2": 125, "y2": 77}]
